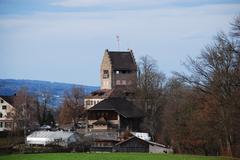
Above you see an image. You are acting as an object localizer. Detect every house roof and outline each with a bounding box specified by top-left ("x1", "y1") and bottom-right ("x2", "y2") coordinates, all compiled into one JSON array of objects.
[
  {"x1": 107, "y1": 50, "x2": 137, "y2": 71},
  {"x1": 109, "y1": 86, "x2": 136, "y2": 98},
  {"x1": 86, "y1": 86, "x2": 136, "y2": 99},
  {"x1": 85, "y1": 89, "x2": 113, "y2": 99},
  {"x1": 0, "y1": 95, "x2": 15, "y2": 105},
  {"x1": 115, "y1": 136, "x2": 167, "y2": 148},
  {"x1": 27, "y1": 130, "x2": 75, "y2": 140},
  {"x1": 88, "y1": 97, "x2": 144, "y2": 118}
]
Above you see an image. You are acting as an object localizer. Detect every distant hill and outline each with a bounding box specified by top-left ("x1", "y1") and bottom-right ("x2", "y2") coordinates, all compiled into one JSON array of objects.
[{"x1": 0, "y1": 79, "x2": 99, "y2": 107}]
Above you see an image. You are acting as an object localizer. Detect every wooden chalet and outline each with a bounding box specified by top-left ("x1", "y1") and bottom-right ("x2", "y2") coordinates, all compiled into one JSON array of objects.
[{"x1": 87, "y1": 97, "x2": 143, "y2": 132}]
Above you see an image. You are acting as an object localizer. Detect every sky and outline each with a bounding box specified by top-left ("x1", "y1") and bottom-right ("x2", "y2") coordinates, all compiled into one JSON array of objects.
[{"x1": 0, "y1": 0, "x2": 240, "y2": 86}]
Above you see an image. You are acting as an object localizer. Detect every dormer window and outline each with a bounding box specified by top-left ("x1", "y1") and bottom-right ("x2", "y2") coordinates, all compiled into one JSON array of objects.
[{"x1": 103, "y1": 70, "x2": 109, "y2": 79}]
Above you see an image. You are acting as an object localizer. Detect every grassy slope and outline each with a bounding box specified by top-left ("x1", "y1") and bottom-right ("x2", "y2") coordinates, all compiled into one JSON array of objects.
[{"x1": 0, "y1": 153, "x2": 234, "y2": 160}]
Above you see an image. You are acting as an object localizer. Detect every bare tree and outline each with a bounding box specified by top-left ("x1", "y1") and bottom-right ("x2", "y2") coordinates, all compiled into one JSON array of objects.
[
  {"x1": 231, "y1": 15, "x2": 240, "y2": 38},
  {"x1": 135, "y1": 55, "x2": 166, "y2": 141},
  {"x1": 175, "y1": 25, "x2": 240, "y2": 156},
  {"x1": 59, "y1": 86, "x2": 85, "y2": 128},
  {"x1": 11, "y1": 87, "x2": 38, "y2": 137},
  {"x1": 162, "y1": 77, "x2": 221, "y2": 155},
  {"x1": 40, "y1": 91, "x2": 52, "y2": 126}
]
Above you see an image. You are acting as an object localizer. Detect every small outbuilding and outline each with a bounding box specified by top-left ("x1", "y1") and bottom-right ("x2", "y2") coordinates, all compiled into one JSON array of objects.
[
  {"x1": 114, "y1": 136, "x2": 173, "y2": 153},
  {"x1": 86, "y1": 131, "x2": 119, "y2": 152},
  {"x1": 26, "y1": 130, "x2": 79, "y2": 147}
]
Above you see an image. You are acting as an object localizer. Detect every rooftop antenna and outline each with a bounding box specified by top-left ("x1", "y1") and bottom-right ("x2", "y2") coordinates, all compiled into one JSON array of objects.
[{"x1": 116, "y1": 35, "x2": 120, "y2": 50}]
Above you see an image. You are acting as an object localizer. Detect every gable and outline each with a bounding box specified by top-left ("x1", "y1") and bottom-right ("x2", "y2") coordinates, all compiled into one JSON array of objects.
[
  {"x1": 0, "y1": 96, "x2": 15, "y2": 111},
  {"x1": 0, "y1": 96, "x2": 14, "y2": 105}
]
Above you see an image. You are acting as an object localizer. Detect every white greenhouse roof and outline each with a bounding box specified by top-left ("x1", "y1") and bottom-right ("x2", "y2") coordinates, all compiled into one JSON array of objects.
[
  {"x1": 27, "y1": 130, "x2": 74, "y2": 140},
  {"x1": 27, "y1": 130, "x2": 76, "y2": 145}
]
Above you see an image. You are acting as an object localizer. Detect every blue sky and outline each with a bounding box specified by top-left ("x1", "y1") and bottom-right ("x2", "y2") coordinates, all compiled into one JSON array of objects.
[{"x1": 1, "y1": 0, "x2": 240, "y2": 86}]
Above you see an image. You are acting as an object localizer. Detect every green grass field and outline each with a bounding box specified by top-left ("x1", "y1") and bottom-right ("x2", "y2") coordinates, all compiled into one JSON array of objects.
[{"x1": 0, "y1": 153, "x2": 236, "y2": 160}]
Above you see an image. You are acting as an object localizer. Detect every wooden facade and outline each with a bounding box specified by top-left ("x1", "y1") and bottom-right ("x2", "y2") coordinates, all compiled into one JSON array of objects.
[
  {"x1": 88, "y1": 111, "x2": 118, "y2": 120},
  {"x1": 88, "y1": 110, "x2": 142, "y2": 132},
  {"x1": 115, "y1": 136, "x2": 173, "y2": 153},
  {"x1": 115, "y1": 137, "x2": 149, "y2": 152}
]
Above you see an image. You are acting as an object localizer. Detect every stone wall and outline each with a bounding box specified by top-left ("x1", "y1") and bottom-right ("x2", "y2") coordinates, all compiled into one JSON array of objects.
[{"x1": 100, "y1": 51, "x2": 112, "y2": 90}]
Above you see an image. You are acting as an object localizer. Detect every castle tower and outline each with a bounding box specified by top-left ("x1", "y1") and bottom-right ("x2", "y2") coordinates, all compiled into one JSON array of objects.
[{"x1": 100, "y1": 49, "x2": 137, "y2": 90}]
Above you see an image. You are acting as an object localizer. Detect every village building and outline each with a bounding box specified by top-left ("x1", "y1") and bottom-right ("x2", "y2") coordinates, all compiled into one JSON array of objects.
[
  {"x1": 87, "y1": 97, "x2": 143, "y2": 132},
  {"x1": 86, "y1": 131, "x2": 119, "y2": 152},
  {"x1": 84, "y1": 49, "x2": 138, "y2": 111},
  {"x1": 82, "y1": 49, "x2": 144, "y2": 151},
  {"x1": 84, "y1": 90, "x2": 111, "y2": 110},
  {"x1": 114, "y1": 135, "x2": 173, "y2": 153},
  {"x1": 81, "y1": 49, "x2": 172, "y2": 153},
  {"x1": 0, "y1": 96, "x2": 15, "y2": 132}
]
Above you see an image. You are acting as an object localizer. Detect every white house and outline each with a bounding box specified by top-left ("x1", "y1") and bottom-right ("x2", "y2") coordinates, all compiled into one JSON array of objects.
[
  {"x1": 0, "y1": 96, "x2": 15, "y2": 132},
  {"x1": 26, "y1": 130, "x2": 80, "y2": 147}
]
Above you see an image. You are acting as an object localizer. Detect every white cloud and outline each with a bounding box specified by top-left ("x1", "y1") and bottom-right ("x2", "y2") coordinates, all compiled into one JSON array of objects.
[{"x1": 50, "y1": 0, "x2": 192, "y2": 7}]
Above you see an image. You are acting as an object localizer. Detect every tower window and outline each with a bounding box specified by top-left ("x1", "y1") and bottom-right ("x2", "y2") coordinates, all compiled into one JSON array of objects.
[{"x1": 103, "y1": 70, "x2": 109, "y2": 79}]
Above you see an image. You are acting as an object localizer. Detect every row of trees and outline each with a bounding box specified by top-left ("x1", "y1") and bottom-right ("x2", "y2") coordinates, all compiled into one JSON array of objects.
[{"x1": 135, "y1": 15, "x2": 240, "y2": 157}]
